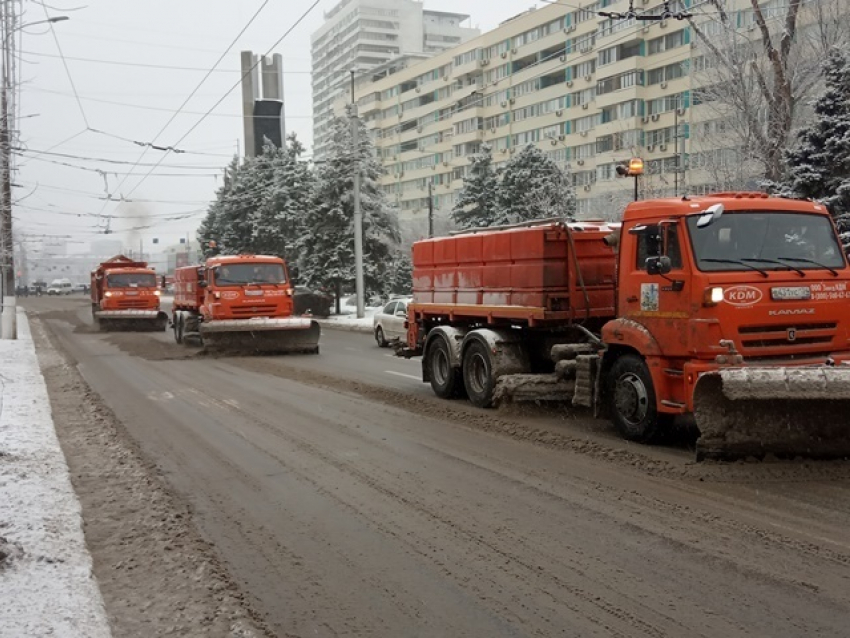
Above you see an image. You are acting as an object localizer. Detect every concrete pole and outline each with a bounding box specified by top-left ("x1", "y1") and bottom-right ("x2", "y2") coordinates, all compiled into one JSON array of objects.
[
  {"x1": 428, "y1": 181, "x2": 434, "y2": 238},
  {"x1": 240, "y1": 51, "x2": 258, "y2": 158},
  {"x1": 1, "y1": 59, "x2": 16, "y2": 339},
  {"x1": 350, "y1": 71, "x2": 364, "y2": 319}
]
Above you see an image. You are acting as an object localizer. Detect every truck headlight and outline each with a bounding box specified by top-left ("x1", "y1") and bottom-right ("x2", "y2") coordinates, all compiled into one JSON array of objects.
[
  {"x1": 104, "y1": 291, "x2": 113, "y2": 297},
  {"x1": 703, "y1": 286, "x2": 724, "y2": 307},
  {"x1": 154, "y1": 290, "x2": 161, "y2": 296}
]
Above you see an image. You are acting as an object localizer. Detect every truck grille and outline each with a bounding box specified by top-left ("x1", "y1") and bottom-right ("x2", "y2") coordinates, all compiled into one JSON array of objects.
[
  {"x1": 117, "y1": 298, "x2": 152, "y2": 309},
  {"x1": 231, "y1": 304, "x2": 277, "y2": 318},
  {"x1": 738, "y1": 322, "x2": 836, "y2": 349}
]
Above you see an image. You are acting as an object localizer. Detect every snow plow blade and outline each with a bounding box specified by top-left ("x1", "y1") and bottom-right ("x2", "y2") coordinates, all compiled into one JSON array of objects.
[
  {"x1": 693, "y1": 366, "x2": 850, "y2": 461},
  {"x1": 95, "y1": 310, "x2": 168, "y2": 332},
  {"x1": 199, "y1": 317, "x2": 321, "y2": 355}
]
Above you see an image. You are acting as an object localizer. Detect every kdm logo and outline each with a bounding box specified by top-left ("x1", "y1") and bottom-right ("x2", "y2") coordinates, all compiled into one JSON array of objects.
[{"x1": 724, "y1": 285, "x2": 762, "y2": 306}]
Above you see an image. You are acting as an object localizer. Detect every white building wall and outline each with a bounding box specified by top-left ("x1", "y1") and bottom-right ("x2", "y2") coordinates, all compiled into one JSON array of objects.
[
  {"x1": 342, "y1": 0, "x2": 840, "y2": 239},
  {"x1": 311, "y1": 0, "x2": 477, "y2": 161}
]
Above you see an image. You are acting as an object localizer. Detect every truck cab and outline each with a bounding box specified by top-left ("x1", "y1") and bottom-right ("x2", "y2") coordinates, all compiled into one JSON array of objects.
[
  {"x1": 199, "y1": 255, "x2": 295, "y2": 321},
  {"x1": 606, "y1": 193, "x2": 850, "y2": 421}
]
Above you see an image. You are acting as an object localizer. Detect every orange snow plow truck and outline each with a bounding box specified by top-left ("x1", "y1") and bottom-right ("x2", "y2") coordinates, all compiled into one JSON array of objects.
[
  {"x1": 90, "y1": 255, "x2": 168, "y2": 331},
  {"x1": 402, "y1": 193, "x2": 850, "y2": 460},
  {"x1": 172, "y1": 254, "x2": 320, "y2": 355}
]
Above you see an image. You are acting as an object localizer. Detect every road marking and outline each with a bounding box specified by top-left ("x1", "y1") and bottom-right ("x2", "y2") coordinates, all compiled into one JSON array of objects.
[
  {"x1": 147, "y1": 391, "x2": 174, "y2": 402},
  {"x1": 385, "y1": 370, "x2": 421, "y2": 381}
]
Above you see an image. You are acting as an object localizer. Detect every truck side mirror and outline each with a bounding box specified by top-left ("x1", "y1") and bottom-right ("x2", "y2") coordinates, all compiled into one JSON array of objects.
[
  {"x1": 198, "y1": 281, "x2": 207, "y2": 288},
  {"x1": 646, "y1": 255, "x2": 672, "y2": 275}
]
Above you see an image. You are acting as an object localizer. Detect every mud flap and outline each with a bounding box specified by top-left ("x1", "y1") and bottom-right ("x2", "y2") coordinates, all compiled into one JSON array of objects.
[
  {"x1": 200, "y1": 320, "x2": 321, "y2": 355},
  {"x1": 693, "y1": 367, "x2": 850, "y2": 461}
]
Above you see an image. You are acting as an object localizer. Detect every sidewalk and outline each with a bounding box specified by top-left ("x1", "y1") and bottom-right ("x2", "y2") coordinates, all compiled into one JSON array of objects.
[{"x1": 0, "y1": 310, "x2": 111, "y2": 637}]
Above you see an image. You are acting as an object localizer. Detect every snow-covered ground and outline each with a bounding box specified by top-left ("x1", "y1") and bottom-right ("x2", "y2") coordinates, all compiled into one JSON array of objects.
[
  {"x1": 315, "y1": 300, "x2": 381, "y2": 333},
  {"x1": 0, "y1": 310, "x2": 111, "y2": 637}
]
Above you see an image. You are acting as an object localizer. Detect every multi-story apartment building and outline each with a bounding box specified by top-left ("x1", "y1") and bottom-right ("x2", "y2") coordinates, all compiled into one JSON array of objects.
[
  {"x1": 342, "y1": 0, "x2": 829, "y2": 233},
  {"x1": 311, "y1": 0, "x2": 479, "y2": 160}
]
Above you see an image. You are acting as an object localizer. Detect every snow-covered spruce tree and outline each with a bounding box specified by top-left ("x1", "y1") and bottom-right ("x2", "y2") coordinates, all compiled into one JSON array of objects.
[
  {"x1": 243, "y1": 134, "x2": 313, "y2": 260},
  {"x1": 782, "y1": 48, "x2": 850, "y2": 247},
  {"x1": 197, "y1": 155, "x2": 240, "y2": 257},
  {"x1": 497, "y1": 144, "x2": 575, "y2": 224},
  {"x1": 197, "y1": 135, "x2": 314, "y2": 260},
  {"x1": 451, "y1": 143, "x2": 499, "y2": 229},
  {"x1": 295, "y1": 114, "x2": 401, "y2": 311}
]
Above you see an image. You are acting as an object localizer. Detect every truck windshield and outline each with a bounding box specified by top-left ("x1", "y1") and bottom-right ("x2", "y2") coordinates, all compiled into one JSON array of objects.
[
  {"x1": 214, "y1": 263, "x2": 286, "y2": 285},
  {"x1": 687, "y1": 212, "x2": 846, "y2": 273},
  {"x1": 106, "y1": 273, "x2": 157, "y2": 288}
]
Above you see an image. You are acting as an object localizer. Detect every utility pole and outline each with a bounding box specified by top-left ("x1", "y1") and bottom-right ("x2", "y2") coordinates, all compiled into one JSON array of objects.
[
  {"x1": 350, "y1": 70, "x2": 364, "y2": 319},
  {"x1": 0, "y1": 9, "x2": 15, "y2": 339},
  {"x1": 673, "y1": 96, "x2": 679, "y2": 197},
  {"x1": 427, "y1": 181, "x2": 434, "y2": 238}
]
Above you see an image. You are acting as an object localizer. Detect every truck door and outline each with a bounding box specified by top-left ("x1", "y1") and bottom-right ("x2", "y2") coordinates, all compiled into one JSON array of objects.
[{"x1": 622, "y1": 221, "x2": 690, "y2": 356}]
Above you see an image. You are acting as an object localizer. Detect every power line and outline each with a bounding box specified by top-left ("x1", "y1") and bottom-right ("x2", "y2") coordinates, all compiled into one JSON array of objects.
[
  {"x1": 26, "y1": 86, "x2": 312, "y2": 121},
  {"x1": 15, "y1": 153, "x2": 221, "y2": 177},
  {"x1": 39, "y1": 1, "x2": 89, "y2": 128},
  {"x1": 17, "y1": 181, "x2": 211, "y2": 205},
  {"x1": 97, "y1": 0, "x2": 275, "y2": 226},
  {"x1": 18, "y1": 49, "x2": 313, "y2": 74},
  {"x1": 13, "y1": 146, "x2": 224, "y2": 168},
  {"x1": 123, "y1": 0, "x2": 323, "y2": 201}
]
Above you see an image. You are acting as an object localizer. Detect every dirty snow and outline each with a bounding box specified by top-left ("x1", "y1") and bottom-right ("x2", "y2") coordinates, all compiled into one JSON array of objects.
[{"x1": 0, "y1": 309, "x2": 111, "y2": 638}]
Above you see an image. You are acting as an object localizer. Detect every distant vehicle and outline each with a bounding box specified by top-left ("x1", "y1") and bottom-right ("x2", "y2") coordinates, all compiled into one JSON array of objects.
[
  {"x1": 373, "y1": 297, "x2": 411, "y2": 347},
  {"x1": 293, "y1": 286, "x2": 333, "y2": 318},
  {"x1": 91, "y1": 256, "x2": 167, "y2": 331},
  {"x1": 72, "y1": 283, "x2": 88, "y2": 294},
  {"x1": 47, "y1": 279, "x2": 73, "y2": 295}
]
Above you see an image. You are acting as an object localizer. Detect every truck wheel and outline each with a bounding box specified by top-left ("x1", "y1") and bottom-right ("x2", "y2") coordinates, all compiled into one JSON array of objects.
[
  {"x1": 173, "y1": 314, "x2": 184, "y2": 344},
  {"x1": 375, "y1": 326, "x2": 387, "y2": 347},
  {"x1": 463, "y1": 340, "x2": 496, "y2": 408},
  {"x1": 427, "y1": 337, "x2": 463, "y2": 399},
  {"x1": 606, "y1": 354, "x2": 659, "y2": 443}
]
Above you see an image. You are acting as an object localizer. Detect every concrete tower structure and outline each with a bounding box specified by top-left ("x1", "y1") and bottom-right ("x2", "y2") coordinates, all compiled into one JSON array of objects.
[{"x1": 241, "y1": 51, "x2": 286, "y2": 158}]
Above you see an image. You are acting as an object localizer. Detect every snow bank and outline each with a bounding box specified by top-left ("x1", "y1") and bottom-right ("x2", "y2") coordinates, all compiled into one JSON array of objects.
[
  {"x1": 0, "y1": 310, "x2": 111, "y2": 637},
  {"x1": 317, "y1": 312, "x2": 375, "y2": 333}
]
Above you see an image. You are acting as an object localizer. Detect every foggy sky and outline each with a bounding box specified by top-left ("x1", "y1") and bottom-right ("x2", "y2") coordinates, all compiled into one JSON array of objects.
[{"x1": 16, "y1": 0, "x2": 532, "y2": 254}]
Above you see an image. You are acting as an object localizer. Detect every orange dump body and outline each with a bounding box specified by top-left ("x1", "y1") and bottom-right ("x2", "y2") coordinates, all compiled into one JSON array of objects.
[{"x1": 412, "y1": 221, "x2": 618, "y2": 326}]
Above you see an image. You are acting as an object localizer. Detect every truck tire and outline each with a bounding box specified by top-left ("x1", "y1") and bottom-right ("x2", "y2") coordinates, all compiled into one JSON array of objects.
[
  {"x1": 427, "y1": 337, "x2": 463, "y2": 399},
  {"x1": 173, "y1": 314, "x2": 184, "y2": 344},
  {"x1": 606, "y1": 354, "x2": 659, "y2": 443},
  {"x1": 462, "y1": 340, "x2": 496, "y2": 408}
]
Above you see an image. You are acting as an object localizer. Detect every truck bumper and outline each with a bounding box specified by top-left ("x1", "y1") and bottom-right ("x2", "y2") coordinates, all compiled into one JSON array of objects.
[{"x1": 200, "y1": 317, "x2": 314, "y2": 333}]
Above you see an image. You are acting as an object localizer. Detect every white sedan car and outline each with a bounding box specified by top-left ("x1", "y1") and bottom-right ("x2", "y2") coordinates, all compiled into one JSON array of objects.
[{"x1": 373, "y1": 298, "x2": 411, "y2": 347}]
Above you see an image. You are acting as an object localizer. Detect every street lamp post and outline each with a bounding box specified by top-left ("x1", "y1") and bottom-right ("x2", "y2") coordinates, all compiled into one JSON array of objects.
[
  {"x1": 349, "y1": 69, "x2": 365, "y2": 319},
  {"x1": 1, "y1": 16, "x2": 68, "y2": 339}
]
